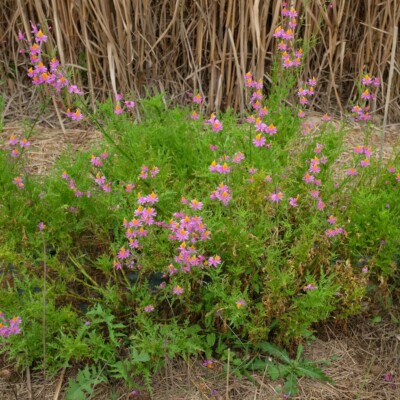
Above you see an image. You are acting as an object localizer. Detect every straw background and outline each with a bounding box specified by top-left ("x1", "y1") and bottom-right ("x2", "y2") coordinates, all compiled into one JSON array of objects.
[{"x1": 1, "y1": 0, "x2": 399, "y2": 120}]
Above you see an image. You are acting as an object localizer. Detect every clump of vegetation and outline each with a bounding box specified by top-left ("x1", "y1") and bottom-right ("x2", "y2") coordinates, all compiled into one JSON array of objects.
[{"x1": 1, "y1": 8, "x2": 399, "y2": 398}]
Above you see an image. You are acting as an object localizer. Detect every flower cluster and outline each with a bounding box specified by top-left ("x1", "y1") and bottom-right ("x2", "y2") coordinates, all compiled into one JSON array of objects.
[
  {"x1": 164, "y1": 212, "x2": 218, "y2": 285},
  {"x1": 273, "y1": 4, "x2": 303, "y2": 68},
  {"x1": 210, "y1": 183, "x2": 231, "y2": 206},
  {"x1": 21, "y1": 22, "x2": 84, "y2": 120},
  {"x1": 181, "y1": 197, "x2": 204, "y2": 211},
  {"x1": 61, "y1": 171, "x2": 92, "y2": 198},
  {"x1": 8, "y1": 133, "x2": 30, "y2": 159},
  {"x1": 325, "y1": 214, "x2": 345, "y2": 237},
  {"x1": 209, "y1": 160, "x2": 230, "y2": 174},
  {"x1": 114, "y1": 93, "x2": 136, "y2": 115},
  {"x1": 0, "y1": 312, "x2": 22, "y2": 337},
  {"x1": 115, "y1": 194, "x2": 161, "y2": 269},
  {"x1": 244, "y1": 73, "x2": 277, "y2": 147},
  {"x1": 13, "y1": 176, "x2": 25, "y2": 189},
  {"x1": 139, "y1": 165, "x2": 159, "y2": 180},
  {"x1": 205, "y1": 113, "x2": 223, "y2": 133},
  {"x1": 297, "y1": 77, "x2": 317, "y2": 116},
  {"x1": 351, "y1": 74, "x2": 380, "y2": 121}
]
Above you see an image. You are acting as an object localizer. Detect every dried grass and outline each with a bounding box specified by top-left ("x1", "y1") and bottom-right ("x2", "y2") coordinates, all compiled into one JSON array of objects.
[{"x1": 0, "y1": 1, "x2": 399, "y2": 120}]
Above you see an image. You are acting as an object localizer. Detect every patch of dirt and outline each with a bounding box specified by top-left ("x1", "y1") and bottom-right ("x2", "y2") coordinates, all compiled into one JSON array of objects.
[{"x1": 1, "y1": 121, "x2": 102, "y2": 175}]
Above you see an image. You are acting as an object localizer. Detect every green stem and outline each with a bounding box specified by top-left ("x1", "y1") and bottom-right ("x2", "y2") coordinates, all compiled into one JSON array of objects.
[{"x1": 76, "y1": 98, "x2": 135, "y2": 164}]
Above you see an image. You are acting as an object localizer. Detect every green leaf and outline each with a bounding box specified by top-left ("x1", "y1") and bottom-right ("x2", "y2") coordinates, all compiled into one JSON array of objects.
[
  {"x1": 294, "y1": 361, "x2": 331, "y2": 382},
  {"x1": 258, "y1": 342, "x2": 291, "y2": 364},
  {"x1": 283, "y1": 373, "x2": 298, "y2": 396},
  {"x1": 132, "y1": 348, "x2": 150, "y2": 363},
  {"x1": 206, "y1": 333, "x2": 216, "y2": 347}
]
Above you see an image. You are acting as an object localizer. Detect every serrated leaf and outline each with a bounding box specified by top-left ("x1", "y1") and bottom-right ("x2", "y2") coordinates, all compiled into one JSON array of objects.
[
  {"x1": 283, "y1": 373, "x2": 298, "y2": 396},
  {"x1": 66, "y1": 381, "x2": 87, "y2": 400},
  {"x1": 249, "y1": 358, "x2": 269, "y2": 371},
  {"x1": 258, "y1": 342, "x2": 291, "y2": 364},
  {"x1": 295, "y1": 361, "x2": 331, "y2": 382}
]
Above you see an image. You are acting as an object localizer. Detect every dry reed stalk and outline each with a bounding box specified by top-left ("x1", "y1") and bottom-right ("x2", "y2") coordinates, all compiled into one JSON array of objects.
[{"x1": 0, "y1": 0, "x2": 399, "y2": 120}]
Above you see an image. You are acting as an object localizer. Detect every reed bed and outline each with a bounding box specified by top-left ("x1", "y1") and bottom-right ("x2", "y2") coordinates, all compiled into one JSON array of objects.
[{"x1": 0, "y1": 0, "x2": 399, "y2": 120}]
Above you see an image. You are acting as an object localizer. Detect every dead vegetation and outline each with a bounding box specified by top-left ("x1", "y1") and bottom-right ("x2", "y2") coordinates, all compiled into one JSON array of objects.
[{"x1": 0, "y1": 1, "x2": 399, "y2": 119}]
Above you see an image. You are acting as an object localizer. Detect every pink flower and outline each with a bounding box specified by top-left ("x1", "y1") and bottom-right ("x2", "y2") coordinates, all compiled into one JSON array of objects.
[
  {"x1": 203, "y1": 359, "x2": 214, "y2": 369},
  {"x1": 38, "y1": 222, "x2": 46, "y2": 231},
  {"x1": 13, "y1": 177, "x2": 24, "y2": 189},
  {"x1": 117, "y1": 246, "x2": 130, "y2": 259},
  {"x1": 102, "y1": 183, "x2": 111, "y2": 192},
  {"x1": 114, "y1": 104, "x2": 123, "y2": 115},
  {"x1": 270, "y1": 191, "x2": 284, "y2": 203},
  {"x1": 317, "y1": 199, "x2": 325, "y2": 210},
  {"x1": 217, "y1": 163, "x2": 230, "y2": 174},
  {"x1": 18, "y1": 30, "x2": 25, "y2": 40},
  {"x1": 246, "y1": 115, "x2": 255, "y2": 123},
  {"x1": 68, "y1": 85, "x2": 83, "y2": 95},
  {"x1": 191, "y1": 111, "x2": 199, "y2": 120},
  {"x1": 363, "y1": 146, "x2": 373, "y2": 157},
  {"x1": 208, "y1": 255, "x2": 221, "y2": 267},
  {"x1": 70, "y1": 109, "x2": 83, "y2": 121},
  {"x1": 124, "y1": 100, "x2": 135, "y2": 108},
  {"x1": 232, "y1": 152, "x2": 245, "y2": 163},
  {"x1": 314, "y1": 143, "x2": 323, "y2": 154},
  {"x1": 327, "y1": 215, "x2": 336, "y2": 224},
  {"x1": 308, "y1": 77, "x2": 317, "y2": 87},
  {"x1": 144, "y1": 305, "x2": 154, "y2": 312},
  {"x1": 298, "y1": 110, "x2": 305, "y2": 118},
  {"x1": 49, "y1": 58, "x2": 59, "y2": 72},
  {"x1": 259, "y1": 107, "x2": 268, "y2": 118},
  {"x1": 35, "y1": 30, "x2": 48, "y2": 42},
  {"x1": 113, "y1": 260, "x2": 122, "y2": 270},
  {"x1": 236, "y1": 299, "x2": 246, "y2": 309},
  {"x1": 303, "y1": 173, "x2": 315, "y2": 184},
  {"x1": 190, "y1": 199, "x2": 203, "y2": 210},
  {"x1": 265, "y1": 124, "x2": 277, "y2": 135},
  {"x1": 321, "y1": 113, "x2": 332, "y2": 121},
  {"x1": 211, "y1": 119, "x2": 223, "y2": 132},
  {"x1": 289, "y1": 196, "x2": 299, "y2": 207},
  {"x1": 310, "y1": 189, "x2": 319, "y2": 198},
  {"x1": 248, "y1": 168, "x2": 258, "y2": 175},
  {"x1": 309, "y1": 163, "x2": 321, "y2": 174},
  {"x1": 264, "y1": 175, "x2": 272, "y2": 182},
  {"x1": 116, "y1": 93, "x2": 123, "y2": 101},
  {"x1": 210, "y1": 144, "x2": 218, "y2": 152},
  {"x1": 11, "y1": 148, "x2": 19, "y2": 158},
  {"x1": 304, "y1": 283, "x2": 317, "y2": 291},
  {"x1": 193, "y1": 93, "x2": 202, "y2": 104},
  {"x1": 360, "y1": 158, "x2": 370, "y2": 167},
  {"x1": 253, "y1": 134, "x2": 266, "y2": 147},
  {"x1": 9, "y1": 134, "x2": 19, "y2": 145},
  {"x1": 176, "y1": 229, "x2": 189, "y2": 241},
  {"x1": 19, "y1": 138, "x2": 30, "y2": 148},
  {"x1": 277, "y1": 41, "x2": 287, "y2": 51},
  {"x1": 173, "y1": 285, "x2": 184, "y2": 295},
  {"x1": 151, "y1": 166, "x2": 160, "y2": 178},
  {"x1": 346, "y1": 167, "x2": 358, "y2": 176},
  {"x1": 94, "y1": 174, "x2": 106, "y2": 185},
  {"x1": 361, "y1": 89, "x2": 372, "y2": 100},
  {"x1": 90, "y1": 155, "x2": 103, "y2": 167}
]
